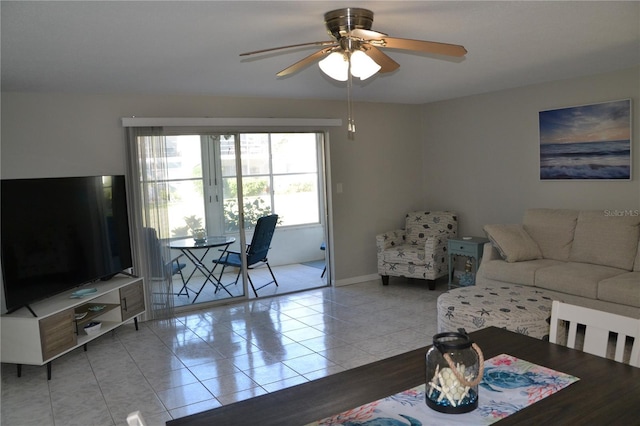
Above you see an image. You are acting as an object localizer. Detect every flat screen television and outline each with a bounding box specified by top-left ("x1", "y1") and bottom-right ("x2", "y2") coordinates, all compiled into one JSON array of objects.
[{"x1": 1, "y1": 175, "x2": 133, "y2": 314}]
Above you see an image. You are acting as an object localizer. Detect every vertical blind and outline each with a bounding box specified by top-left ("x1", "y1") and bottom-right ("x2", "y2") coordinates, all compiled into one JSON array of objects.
[{"x1": 125, "y1": 127, "x2": 176, "y2": 320}]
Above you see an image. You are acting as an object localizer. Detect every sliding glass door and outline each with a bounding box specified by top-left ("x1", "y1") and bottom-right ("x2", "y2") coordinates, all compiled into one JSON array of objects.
[{"x1": 130, "y1": 129, "x2": 330, "y2": 314}]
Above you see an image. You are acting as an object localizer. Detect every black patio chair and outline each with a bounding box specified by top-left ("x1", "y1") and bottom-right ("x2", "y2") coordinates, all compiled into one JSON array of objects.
[
  {"x1": 213, "y1": 214, "x2": 279, "y2": 297},
  {"x1": 144, "y1": 227, "x2": 188, "y2": 296}
]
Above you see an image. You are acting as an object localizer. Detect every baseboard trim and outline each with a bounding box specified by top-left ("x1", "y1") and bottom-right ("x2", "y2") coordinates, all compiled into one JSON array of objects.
[{"x1": 334, "y1": 273, "x2": 380, "y2": 287}]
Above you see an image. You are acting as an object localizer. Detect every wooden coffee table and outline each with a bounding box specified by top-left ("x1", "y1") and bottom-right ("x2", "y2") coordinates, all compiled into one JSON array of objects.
[{"x1": 167, "y1": 326, "x2": 640, "y2": 426}]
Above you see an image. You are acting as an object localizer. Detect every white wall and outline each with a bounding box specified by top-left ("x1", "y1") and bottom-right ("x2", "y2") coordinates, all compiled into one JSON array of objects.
[
  {"x1": 1, "y1": 93, "x2": 424, "y2": 285},
  {"x1": 3, "y1": 67, "x2": 636, "y2": 290},
  {"x1": 421, "y1": 66, "x2": 640, "y2": 237}
]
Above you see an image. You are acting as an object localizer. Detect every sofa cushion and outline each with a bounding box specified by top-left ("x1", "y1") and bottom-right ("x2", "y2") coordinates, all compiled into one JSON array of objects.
[
  {"x1": 405, "y1": 211, "x2": 456, "y2": 245},
  {"x1": 484, "y1": 224, "x2": 542, "y2": 262},
  {"x1": 634, "y1": 241, "x2": 640, "y2": 272},
  {"x1": 523, "y1": 209, "x2": 578, "y2": 261},
  {"x1": 382, "y1": 244, "x2": 426, "y2": 265},
  {"x1": 534, "y1": 262, "x2": 625, "y2": 299},
  {"x1": 597, "y1": 272, "x2": 640, "y2": 308},
  {"x1": 569, "y1": 211, "x2": 640, "y2": 271},
  {"x1": 480, "y1": 258, "x2": 562, "y2": 286}
]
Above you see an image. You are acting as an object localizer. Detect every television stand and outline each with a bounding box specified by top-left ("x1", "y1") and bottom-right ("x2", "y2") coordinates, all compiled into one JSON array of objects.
[
  {"x1": 16, "y1": 361, "x2": 51, "y2": 380},
  {"x1": 1, "y1": 275, "x2": 145, "y2": 379}
]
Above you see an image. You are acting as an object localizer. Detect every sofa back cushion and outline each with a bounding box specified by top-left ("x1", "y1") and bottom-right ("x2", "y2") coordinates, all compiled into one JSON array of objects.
[
  {"x1": 483, "y1": 224, "x2": 542, "y2": 262},
  {"x1": 569, "y1": 210, "x2": 640, "y2": 271},
  {"x1": 523, "y1": 209, "x2": 578, "y2": 261},
  {"x1": 405, "y1": 211, "x2": 457, "y2": 246}
]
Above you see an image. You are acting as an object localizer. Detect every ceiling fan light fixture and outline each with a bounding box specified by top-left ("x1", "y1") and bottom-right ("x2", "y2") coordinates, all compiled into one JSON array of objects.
[
  {"x1": 350, "y1": 50, "x2": 381, "y2": 80},
  {"x1": 319, "y1": 51, "x2": 349, "y2": 81},
  {"x1": 319, "y1": 50, "x2": 380, "y2": 81}
]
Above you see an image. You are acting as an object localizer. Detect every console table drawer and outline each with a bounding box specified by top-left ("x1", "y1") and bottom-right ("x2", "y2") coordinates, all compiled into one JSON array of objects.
[
  {"x1": 120, "y1": 280, "x2": 144, "y2": 321},
  {"x1": 39, "y1": 309, "x2": 76, "y2": 360},
  {"x1": 449, "y1": 241, "x2": 478, "y2": 256}
]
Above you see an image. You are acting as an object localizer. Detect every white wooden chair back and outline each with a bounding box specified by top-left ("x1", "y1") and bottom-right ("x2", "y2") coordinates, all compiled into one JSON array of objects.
[
  {"x1": 126, "y1": 411, "x2": 147, "y2": 426},
  {"x1": 549, "y1": 300, "x2": 640, "y2": 367}
]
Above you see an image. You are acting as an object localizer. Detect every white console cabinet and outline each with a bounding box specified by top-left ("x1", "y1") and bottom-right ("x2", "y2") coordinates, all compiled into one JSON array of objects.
[{"x1": 1, "y1": 275, "x2": 145, "y2": 379}]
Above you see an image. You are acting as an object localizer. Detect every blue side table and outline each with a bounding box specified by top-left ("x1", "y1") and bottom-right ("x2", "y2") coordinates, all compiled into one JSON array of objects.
[{"x1": 447, "y1": 237, "x2": 490, "y2": 289}]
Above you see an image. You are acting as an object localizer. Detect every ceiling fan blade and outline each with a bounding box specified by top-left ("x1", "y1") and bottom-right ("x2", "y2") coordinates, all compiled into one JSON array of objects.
[
  {"x1": 373, "y1": 36, "x2": 467, "y2": 57},
  {"x1": 363, "y1": 45, "x2": 399, "y2": 73},
  {"x1": 276, "y1": 48, "x2": 334, "y2": 77},
  {"x1": 240, "y1": 41, "x2": 337, "y2": 56},
  {"x1": 350, "y1": 28, "x2": 388, "y2": 39}
]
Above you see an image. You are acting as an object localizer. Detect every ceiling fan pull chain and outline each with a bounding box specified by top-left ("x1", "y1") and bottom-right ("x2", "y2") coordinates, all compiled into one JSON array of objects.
[{"x1": 347, "y1": 55, "x2": 356, "y2": 140}]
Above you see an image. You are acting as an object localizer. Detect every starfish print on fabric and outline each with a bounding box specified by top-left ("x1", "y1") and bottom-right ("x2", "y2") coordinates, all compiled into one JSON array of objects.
[{"x1": 445, "y1": 307, "x2": 455, "y2": 319}]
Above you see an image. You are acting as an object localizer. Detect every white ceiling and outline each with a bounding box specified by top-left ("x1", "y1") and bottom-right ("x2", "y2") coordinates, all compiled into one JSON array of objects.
[{"x1": 2, "y1": 1, "x2": 639, "y2": 104}]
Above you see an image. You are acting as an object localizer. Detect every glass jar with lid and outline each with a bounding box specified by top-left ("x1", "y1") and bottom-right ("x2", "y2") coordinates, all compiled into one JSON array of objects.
[{"x1": 425, "y1": 330, "x2": 484, "y2": 414}]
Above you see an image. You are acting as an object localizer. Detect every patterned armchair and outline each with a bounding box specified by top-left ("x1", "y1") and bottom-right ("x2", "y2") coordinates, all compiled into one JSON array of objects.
[{"x1": 376, "y1": 211, "x2": 457, "y2": 290}]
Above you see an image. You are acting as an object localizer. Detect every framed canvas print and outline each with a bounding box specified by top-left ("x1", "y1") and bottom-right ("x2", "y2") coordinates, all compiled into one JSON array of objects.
[{"x1": 539, "y1": 99, "x2": 631, "y2": 180}]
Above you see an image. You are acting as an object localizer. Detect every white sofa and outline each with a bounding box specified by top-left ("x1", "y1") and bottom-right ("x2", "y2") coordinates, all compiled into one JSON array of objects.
[{"x1": 476, "y1": 208, "x2": 640, "y2": 318}]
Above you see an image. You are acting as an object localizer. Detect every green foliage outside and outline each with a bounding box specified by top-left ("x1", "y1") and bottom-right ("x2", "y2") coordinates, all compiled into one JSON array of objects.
[
  {"x1": 223, "y1": 197, "x2": 273, "y2": 232},
  {"x1": 170, "y1": 198, "x2": 279, "y2": 236},
  {"x1": 284, "y1": 181, "x2": 314, "y2": 193},
  {"x1": 224, "y1": 179, "x2": 268, "y2": 198},
  {"x1": 171, "y1": 215, "x2": 203, "y2": 237}
]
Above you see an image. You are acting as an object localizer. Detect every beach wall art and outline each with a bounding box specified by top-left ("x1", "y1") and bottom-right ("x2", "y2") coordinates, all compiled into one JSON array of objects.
[{"x1": 539, "y1": 99, "x2": 631, "y2": 180}]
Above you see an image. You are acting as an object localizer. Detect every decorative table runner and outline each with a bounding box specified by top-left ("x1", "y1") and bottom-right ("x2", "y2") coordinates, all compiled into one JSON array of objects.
[{"x1": 309, "y1": 354, "x2": 579, "y2": 426}]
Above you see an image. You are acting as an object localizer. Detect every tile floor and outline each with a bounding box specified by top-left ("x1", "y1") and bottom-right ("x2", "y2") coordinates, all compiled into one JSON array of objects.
[
  {"x1": 1, "y1": 277, "x2": 447, "y2": 426},
  {"x1": 172, "y1": 262, "x2": 329, "y2": 308}
]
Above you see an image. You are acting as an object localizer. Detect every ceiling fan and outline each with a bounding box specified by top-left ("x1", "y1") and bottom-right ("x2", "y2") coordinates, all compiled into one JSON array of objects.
[
  {"x1": 240, "y1": 7, "x2": 467, "y2": 137},
  {"x1": 240, "y1": 7, "x2": 467, "y2": 79}
]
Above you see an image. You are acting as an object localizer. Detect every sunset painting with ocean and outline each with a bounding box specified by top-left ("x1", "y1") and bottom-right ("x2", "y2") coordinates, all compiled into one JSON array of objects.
[{"x1": 539, "y1": 99, "x2": 631, "y2": 180}]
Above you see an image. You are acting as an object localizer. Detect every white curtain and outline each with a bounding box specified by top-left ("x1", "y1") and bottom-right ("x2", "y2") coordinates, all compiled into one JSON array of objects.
[{"x1": 125, "y1": 127, "x2": 175, "y2": 320}]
